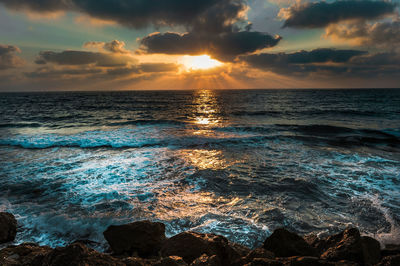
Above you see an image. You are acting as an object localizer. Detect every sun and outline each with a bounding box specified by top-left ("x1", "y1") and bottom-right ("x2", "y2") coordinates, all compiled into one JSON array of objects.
[{"x1": 180, "y1": 55, "x2": 223, "y2": 71}]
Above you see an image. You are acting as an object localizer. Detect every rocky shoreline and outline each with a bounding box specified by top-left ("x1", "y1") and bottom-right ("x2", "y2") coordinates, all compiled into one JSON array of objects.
[{"x1": 1, "y1": 212, "x2": 399, "y2": 265}]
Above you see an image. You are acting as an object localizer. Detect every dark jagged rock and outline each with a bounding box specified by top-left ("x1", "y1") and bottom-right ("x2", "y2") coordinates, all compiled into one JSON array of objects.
[
  {"x1": 0, "y1": 243, "x2": 52, "y2": 266},
  {"x1": 360, "y1": 236, "x2": 381, "y2": 265},
  {"x1": 121, "y1": 257, "x2": 157, "y2": 266},
  {"x1": 333, "y1": 261, "x2": 359, "y2": 266},
  {"x1": 304, "y1": 234, "x2": 319, "y2": 247},
  {"x1": 230, "y1": 242, "x2": 251, "y2": 257},
  {"x1": 281, "y1": 256, "x2": 334, "y2": 266},
  {"x1": 0, "y1": 212, "x2": 17, "y2": 244},
  {"x1": 381, "y1": 244, "x2": 400, "y2": 257},
  {"x1": 160, "y1": 231, "x2": 240, "y2": 265},
  {"x1": 0, "y1": 223, "x2": 399, "y2": 266},
  {"x1": 103, "y1": 220, "x2": 166, "y2": 257},
  {"x1": 42, "y1": 242, "x2": 124, "y2": 266},
  {"x1": 263, "y1": 228, "x2": 318, "y2": 257},
  {"x1": 235, "y1": 248, "x2": 275, "y2": 265},
  {"x1": 244, "y1": 257, "x2": 284, "y2": 266},
  {"x1": 376, "y1": 254, "x2": 400, "y2": 266},
  {"x1": 318, "y1": 228, "x2": 381, "y2": 265},
  {"x1": 190, "y1": 254, "x2": 219, "y2": 266},
  {"x1": 153, "y1": 256, "x2": 187, "y2": 266}
]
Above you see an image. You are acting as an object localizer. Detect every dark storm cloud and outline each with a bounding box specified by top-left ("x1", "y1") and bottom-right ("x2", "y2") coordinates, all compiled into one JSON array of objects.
[
  {"x1": 351, "y1": 52, "x2": 400, "y2": 66},
  {"x1": 28, "y1": 48, "x2": 179, "y2": 81},
  {"x1": 0, "y1": 44, "x2": 25, "y2": 70},
  {"x1": 242, "y1": 48, "x2": 366, "y2": 67},
  {"x1": 241, "y1": 48, "x2": 375, "y2": 76},
  {"x1": 281, "y1": 0, "x2": 397, "y2": 28},
  {"x1": 241, "y1": 48, "x2": 400, "y2": 78},
  {"x1": 140, "y1": 31, "x2": 282, "y2": 61},
  {"x1": 26, "y1": 63, "x2": 178, "y2": 80},
  {"x1": 0, "y1": 0, "x2": 280, "y2": 61},
  {"x1": 25, "y1": 67, "x2": 103, "y2": 79},
  {"x1": 35, "y1": 50, "x2": 135, "y2": 67},
  {"x1": 0, "y1": 0, "x2": 68, "y2": 12},
  {"x1": 0, "y1": 0, "x2": 247, "y2": 32}
]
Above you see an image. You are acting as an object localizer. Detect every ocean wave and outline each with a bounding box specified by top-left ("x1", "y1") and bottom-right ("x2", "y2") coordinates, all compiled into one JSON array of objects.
[
  {"x1": 0, "y1": 122, "x2": 42, "y2": 128},
  {"x1": 1, "y1": 124, "x2": 399, "y2": 150},
  {"x1": 230, "y1": 111, "x2": 281, "y2": 116},
  {"x1": 222, "y1": 124, "x2": 400, "y2": 148},
  {"x1": 106, "y1": 119, "x2": 186, "y2": 127}
]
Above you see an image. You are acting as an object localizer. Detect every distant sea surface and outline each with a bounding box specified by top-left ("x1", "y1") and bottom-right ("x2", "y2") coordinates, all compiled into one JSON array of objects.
[{"x1": 1, "y1": 89, "x2": 400, "y2": 249}]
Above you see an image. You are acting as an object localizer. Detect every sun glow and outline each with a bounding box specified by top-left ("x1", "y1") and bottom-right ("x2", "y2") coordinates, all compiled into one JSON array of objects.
[{"x1": 180, "y1": 55, "x2": 223, "y2": 70}]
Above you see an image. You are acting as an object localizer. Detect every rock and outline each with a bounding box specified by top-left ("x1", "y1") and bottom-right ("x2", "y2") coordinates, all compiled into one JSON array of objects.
[
  {"x1": 160, "y1": 231, "x2": 240, "y2": 265},
  {"x1": 376, "y1": 254, "x2": 400, "y2": 266},
  {"x1": 263, "y1": 228, "x2": 318, "y2": 257},
  {"x1": 121, "y1": 257, "x2": 157, "y2": 266},
  {"x1": 103, "y1": 220, "x2": 166, "y2": 257},
  {"x1": 0, "y1": 212, "x2": 17, "y2": 244},
  {"x1": 42, "y1": 242, "x2": 124, "y2": 266},
  {"x1": 154, "y1": 256, "x2": 188, "y2": 266},
  {"x1": 0, "y1": 243, "x2": 52, "y2": 266},
  {"x1": 230, "y1": 242, "x2": 251, "y2": 257},
  {"x1": 244, "y1": 257, "x2": 284, "y2": 266},
  {"x1": 304, "y1": 234, "x2": 319, "y2": 247},
  {"x1": 319, "y1": 228, "x2": 381, "y2": 265},
  {"x1": 332, "y1": 261, "x2": 360, "y2": 266},
  {"x1": 190, "y1": 254, "x2": 219, "y2": 266},
  {"x1": 381, "y1": 244, "x2": 400, "y2": 257},
  {"x1": 282, "y1": 256, "x2": 334, "y2": 266},
  {"x1": 236, "y1": 248, "x2": 275, "y2": 265},
  {"x1": 360, "y1": 236, "x2": 381, "y2": 265}
]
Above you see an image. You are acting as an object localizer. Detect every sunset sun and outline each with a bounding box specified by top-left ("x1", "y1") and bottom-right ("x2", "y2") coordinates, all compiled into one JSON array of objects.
[{"x1": 180, "y1": 55, "x2": 223, "y2": 71}]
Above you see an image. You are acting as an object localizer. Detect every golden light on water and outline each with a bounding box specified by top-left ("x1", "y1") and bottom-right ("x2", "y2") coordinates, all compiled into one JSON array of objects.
[
  {"x1": 192, "y1": 89, "x2": 221, "y2": 127},
  {"x1": 180, "y1": 55, "x2": 223, "y2": 71},
  {"x1": 180, "y1": 149, "x2": 229, "y2": 170}
]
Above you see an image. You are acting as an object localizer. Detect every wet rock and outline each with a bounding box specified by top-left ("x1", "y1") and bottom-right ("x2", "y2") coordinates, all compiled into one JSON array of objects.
[
  {"x1": 190, "y1": 254, "x2": 219, "y2": 266},
  {"x1": 0, "y1": 212, "x2": 17, "y2": 244},
  {"x1": 154, "y1": 256, "x2": 188, "y2": 266},
  {"x1": 333, "y1": 261, "x2": 359, "y2": 266},
  {"x1": 0, "y1": 243, "x2": 52, "y2": 266},
  {"x1": 236, "y1": 248, "x2": 275, "y2": 265},
  {"x1": 263, "y1": 228, "x2": 318, "y2": 257},
  {"x1": 103, "y1": 220, "x2": 166, "y2": 257},
  {"x1": 381, "y1": 244, "x2": 400, "y2": 257},
  {"x1": 230, "y1": 242, "x2": 251, "y2": 257},
  {"x1": 304, "y1": 234, "x2": 319, "y2": 247},
  {"x1": 244, "y1": 257, "x2": 284, "y2": 266},
  {"x1": 42, "y1": 242, "x2": 123, "y2": 266},
  {"x1": 376, "y1": 254, "x2": 400, "y2": 266},
  {"x1": 121, "y1": 257, "x2": 157, "y2": 266},
  {"x1": 319, "y1": 228, "x2": 381, "y2": 265},
  {"x1": 360, "y1": 236, "x2": 381, "y2": 265},
  {"x1": 160, "y1": 231, "x2": 240, "y2": 265},
  {"x1": 282, "y1": 256, "x2": 334, "y2": 266}
]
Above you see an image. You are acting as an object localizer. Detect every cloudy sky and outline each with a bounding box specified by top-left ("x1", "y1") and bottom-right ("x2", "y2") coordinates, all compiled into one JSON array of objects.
[{"x1": 0, "y1": 0, "x2": 399, "y2": 91}]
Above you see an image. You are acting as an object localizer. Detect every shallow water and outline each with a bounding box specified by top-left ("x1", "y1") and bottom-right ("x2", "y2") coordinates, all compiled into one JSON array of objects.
[{"x1": 0, "y1": 89, "x2": 399, "y2": 249}]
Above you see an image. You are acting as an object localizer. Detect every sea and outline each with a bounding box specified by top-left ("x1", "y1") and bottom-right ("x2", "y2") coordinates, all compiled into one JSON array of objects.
[{"x1": 0, "y1": 89, "x2": 399, "y2": 250}]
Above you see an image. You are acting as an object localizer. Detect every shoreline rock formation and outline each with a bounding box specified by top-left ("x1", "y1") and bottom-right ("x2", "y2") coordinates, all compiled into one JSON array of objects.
[
  {"x1": 0, "y1": 212, "x2": 17, "y2": 244},
  {"x1": 1, "y1": 212, "x2": 399, "y2": 265}
]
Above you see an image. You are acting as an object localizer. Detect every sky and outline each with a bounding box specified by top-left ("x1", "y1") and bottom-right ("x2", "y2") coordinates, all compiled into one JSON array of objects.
[{"x1": 0, "y1": 0, "x2": 399, "y2": 91}]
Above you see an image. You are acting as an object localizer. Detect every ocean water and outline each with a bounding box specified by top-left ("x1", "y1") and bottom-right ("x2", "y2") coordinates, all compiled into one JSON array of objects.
[{"x1": 0, "y1": 89, "x2": 400, "y2": 250}]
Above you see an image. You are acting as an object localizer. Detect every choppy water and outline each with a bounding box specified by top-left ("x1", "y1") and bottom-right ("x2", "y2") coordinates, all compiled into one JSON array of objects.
[{"x1": 1, "y1": 89, "x2": 400, "y2": 250}]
